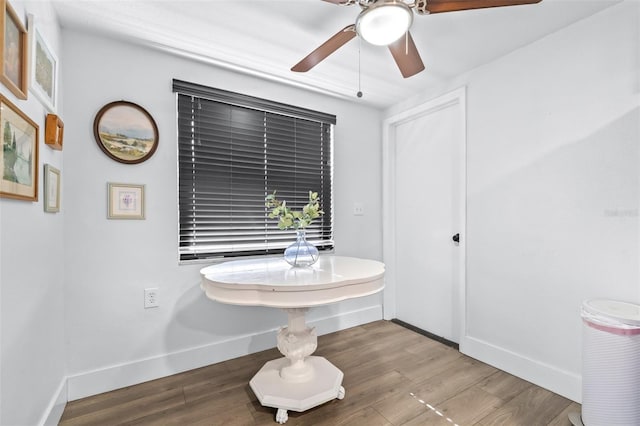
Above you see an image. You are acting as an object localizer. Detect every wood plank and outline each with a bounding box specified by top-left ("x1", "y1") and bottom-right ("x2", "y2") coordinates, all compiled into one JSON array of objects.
[
  {"x1": 335, "y1": 346, "x2": 419, "y2": 388},
  {"x1": 402, "y1": 385, "x2": 504, "y2": 426},
  {"x1": 127, "y1": 385, "x2": 256, "y2": 425},
  {"x1": 477, "y1": 385, "x2": 573, "y2": 426},
  {"x1": 60, "y1": 388, "x2": 185, "y2": 425},
  {"x1": 333, "y1": 406, "x2": 392, "y2": 426},
  {"x1": 548, "y1": 402, "x2": 582, "y2": 426},
  {"x1": 404, "y1": 333, "x2": 451, "y2": 355},
  {"x1": 478, "y1": 370, "x2": 535, "y2": 403},
  {"x1": 395, "y1": 343, "x2": 463, "y2": 383},
  {"x1": 368, "y1": 386, "x2": 433, "y2": 425},
  {"x1": 182, "y1": 367, "x2": 256, "y2": 404},
  {"x1": 411, "y1": 355, "x2": 499, "y2": 402}
]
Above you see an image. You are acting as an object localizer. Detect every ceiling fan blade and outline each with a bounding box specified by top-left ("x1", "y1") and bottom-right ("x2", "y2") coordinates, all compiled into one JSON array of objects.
[
  {"x1": 423, "y1": 0, "x2": 541, "y2": 14},
  {"x1": 388, "y1": 32, "x2": 425, "y2": 78},
  {"x1": 322, "y1": 0, "x2": 352, "y2": 4},
  {"x1": 292, "y1": 25, "x2": 356, "y2": 72}
]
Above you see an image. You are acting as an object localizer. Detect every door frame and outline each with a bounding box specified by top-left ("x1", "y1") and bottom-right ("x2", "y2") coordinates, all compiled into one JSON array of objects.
[{"x1": 382, "y1": 87, "x2": 467, "y2": 343}]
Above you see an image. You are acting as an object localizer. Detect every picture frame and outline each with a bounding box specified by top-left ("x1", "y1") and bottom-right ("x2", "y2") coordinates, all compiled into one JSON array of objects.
[
  {"x1": 0, "y1": 0, "x2": 28, "y2": 99},
  {"x1": 0, "y1": 94, "x2": 38, "y2": 201},
  {"x1": 27, "y1": 14, "x2": 58, "y2": 112},
  {"x1": 43, "y1": 163, "x2": 60, "y2": 212},
  {"x1": 45, "y1": 113, "x2": 63, "y2": 150},
  {"x1": 94, "y1": 101, "x2": 159, "y2": 164},
  {"x1": 107, "y1": 182, "x2": 145, "y2": 220}
]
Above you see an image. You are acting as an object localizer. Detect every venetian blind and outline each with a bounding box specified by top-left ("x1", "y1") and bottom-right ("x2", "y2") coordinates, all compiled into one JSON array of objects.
[{"x1": 174, "y1": 79, "x2": 335, "y2": 261}]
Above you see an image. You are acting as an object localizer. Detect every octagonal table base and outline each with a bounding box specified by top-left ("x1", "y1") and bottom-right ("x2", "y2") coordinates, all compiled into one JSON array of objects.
[
  {"x1": 250, "y1": 357, "x2": 345, "y2": 424},
  {"x1": 249, "y1": 308, "x2": 346, "y2": 424}
]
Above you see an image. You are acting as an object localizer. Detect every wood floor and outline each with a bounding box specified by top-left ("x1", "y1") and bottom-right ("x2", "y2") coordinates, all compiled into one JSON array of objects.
[{"x1": 60, "y1": 321, "x2": 580, "y2": 425}]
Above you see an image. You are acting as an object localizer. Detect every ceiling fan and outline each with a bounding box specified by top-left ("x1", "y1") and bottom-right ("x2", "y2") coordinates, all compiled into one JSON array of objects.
[{"x1": 292, "y1": 0, "x2": 542, "y2": 78}]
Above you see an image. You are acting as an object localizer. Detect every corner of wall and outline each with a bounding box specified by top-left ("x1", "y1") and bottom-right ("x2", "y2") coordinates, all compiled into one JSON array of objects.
[{"x1": 40, "y1": 378, "x2": 68, "y2": 426}]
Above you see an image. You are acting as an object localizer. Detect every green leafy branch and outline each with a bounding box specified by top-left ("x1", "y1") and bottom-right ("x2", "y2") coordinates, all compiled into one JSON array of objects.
[{"x1": 265, "y1": 190, "x2": 324, "y2": 230}]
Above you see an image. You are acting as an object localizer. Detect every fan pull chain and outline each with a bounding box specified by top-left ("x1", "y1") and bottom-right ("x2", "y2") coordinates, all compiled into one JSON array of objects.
[{"x1": 357, "y1": 37, "x2": 363, "y2": 98}]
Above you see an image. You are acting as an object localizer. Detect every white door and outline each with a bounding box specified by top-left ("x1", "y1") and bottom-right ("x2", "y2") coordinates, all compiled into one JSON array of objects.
[{"x1": 385, "y1": 90, "x2": 465, "y2": 343}]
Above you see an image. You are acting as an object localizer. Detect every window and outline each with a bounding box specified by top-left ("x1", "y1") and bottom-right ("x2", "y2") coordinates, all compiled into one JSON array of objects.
[{"x1": 174, "y1": 80, "x2": 335, "y2": 261}]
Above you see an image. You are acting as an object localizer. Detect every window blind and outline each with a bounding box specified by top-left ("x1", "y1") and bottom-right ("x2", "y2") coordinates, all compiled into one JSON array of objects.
[{"x1": 174, "y1": 80, "x2": 334, "y2": 261}]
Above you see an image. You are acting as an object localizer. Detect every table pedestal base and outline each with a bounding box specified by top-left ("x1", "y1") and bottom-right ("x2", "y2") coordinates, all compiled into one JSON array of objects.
[
  {"x1": 250, "y1": 356, "x2": 344, "y2": 424},
  {"x1": 250, "y1": 308, "x2": 345, "y2": 423}
]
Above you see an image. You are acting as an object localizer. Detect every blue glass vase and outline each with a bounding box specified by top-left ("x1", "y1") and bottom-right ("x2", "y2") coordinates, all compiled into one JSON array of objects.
[{"x1": 284, "y1": 230, "x2": 319, "y2": 267}]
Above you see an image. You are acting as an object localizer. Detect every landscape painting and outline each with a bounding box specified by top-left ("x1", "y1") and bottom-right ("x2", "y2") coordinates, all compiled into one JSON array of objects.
[
  {"x1": 93, "y1": 101, "x2": 158, "y2": 164},
  {"x1": 1, "y1": 95, "x2": 38, "y2": 201}
]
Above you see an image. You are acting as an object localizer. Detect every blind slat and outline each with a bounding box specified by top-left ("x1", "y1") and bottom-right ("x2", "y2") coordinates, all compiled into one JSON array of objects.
[{"x1": 174, "y1": 79, "x2": 336, "y2": 125}]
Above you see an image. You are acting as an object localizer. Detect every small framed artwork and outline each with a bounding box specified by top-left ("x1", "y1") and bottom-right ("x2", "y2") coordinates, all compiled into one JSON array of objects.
[
  {"x1": 0, "y1": 94, "x2": 38, "y2": 201},
  {"x1": 107, "y1": 183, "x2": 145, "y2": 220},
  {"x1": 27, "y1": 14, "x2": 58, "y2": 112},
  {"x1": 45, "y1": 113, "x2": 63, "y2": 150},
  {"x1": 94, "y1": 101, "x2": 159, "y2": 164},
  {"x1": 0, "y1": 0, "x2": 28, "y2": 99},
  {"x1": 43, "y1": 164, "x2": 60, "y2": 212}
]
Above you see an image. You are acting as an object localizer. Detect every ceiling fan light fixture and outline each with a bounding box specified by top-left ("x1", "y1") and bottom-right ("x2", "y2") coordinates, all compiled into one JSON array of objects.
[{"x1": 356, "y1": 1, "x2": 413, "y2": 46}]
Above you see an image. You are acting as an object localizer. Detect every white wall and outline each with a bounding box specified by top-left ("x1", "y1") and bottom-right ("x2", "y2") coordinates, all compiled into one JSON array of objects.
[
  {"x1": 0, "y1": 1, "x2": 66, "y2": 425},
  {"x1": 386, "y1": 1, "x2": 639, "y2": 402},
  {"x1": 61, "y1": 29, "x2": 383, "y2": 400}
]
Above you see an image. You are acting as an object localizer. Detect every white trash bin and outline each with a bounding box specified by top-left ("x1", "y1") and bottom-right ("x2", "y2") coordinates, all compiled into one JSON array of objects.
[{"x1": 579, "y1": 299, "x2": 640, "y2": 426}]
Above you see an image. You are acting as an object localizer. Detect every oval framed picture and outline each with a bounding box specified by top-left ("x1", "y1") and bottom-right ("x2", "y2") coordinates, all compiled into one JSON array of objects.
[{"x1": 93, "y1": 100, "x2": 159, "y2": 164}]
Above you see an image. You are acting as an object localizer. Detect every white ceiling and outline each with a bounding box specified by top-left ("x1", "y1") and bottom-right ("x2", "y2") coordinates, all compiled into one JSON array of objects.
[{"x1": 51, "y1": 0, "x2": 619, "y2": 108}]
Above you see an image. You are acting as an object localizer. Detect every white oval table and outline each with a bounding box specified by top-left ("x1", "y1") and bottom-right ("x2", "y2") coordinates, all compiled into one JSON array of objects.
[{"x1": 200, "y1": 255, "x2": 385, "y2": 424}]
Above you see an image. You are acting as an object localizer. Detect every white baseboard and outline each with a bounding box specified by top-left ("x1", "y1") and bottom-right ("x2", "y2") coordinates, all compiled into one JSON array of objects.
[
  {"x1": 40, "y1": 377, "x2": 67, "y2": 426},
  {"x1": 67, "y1": 305, "x2": 382, "y2": 401},
  {"x1": 461, "y1": 335, "x2": 581, "y2": 403}
]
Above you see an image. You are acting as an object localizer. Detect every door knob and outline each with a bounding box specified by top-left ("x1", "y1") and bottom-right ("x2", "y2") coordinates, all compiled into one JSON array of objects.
[{"x1": 452, "y1": 233, "x2": 460, "y2": 243}]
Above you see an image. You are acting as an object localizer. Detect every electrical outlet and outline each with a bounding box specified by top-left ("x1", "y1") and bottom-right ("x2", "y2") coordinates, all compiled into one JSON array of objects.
[
  {"x1": 144, "y1": 288, "x2": 159, "y2": 309},
  {"x1": 353, "y1": 203, "x2": 365, "y2": 216}
]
